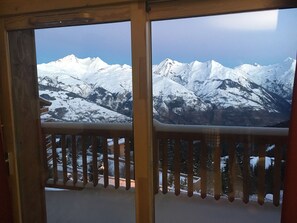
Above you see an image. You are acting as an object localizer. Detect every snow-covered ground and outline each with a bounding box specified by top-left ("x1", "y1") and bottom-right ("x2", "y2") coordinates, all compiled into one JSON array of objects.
[{"x1": 45, "y1": 187, "x2": 281, "y2": 223}]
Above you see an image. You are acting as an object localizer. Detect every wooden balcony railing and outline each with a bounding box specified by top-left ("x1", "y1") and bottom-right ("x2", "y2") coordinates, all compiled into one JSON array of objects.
[
  {"x1": 41, "y1": 121, "x2": 288, "y2": 206},
  {"x1": 41, "y1": 122, "x2": 134, "y2": 190},
  {"x1": 154, "y1": 121, "x2": 288, "y2": 206}
]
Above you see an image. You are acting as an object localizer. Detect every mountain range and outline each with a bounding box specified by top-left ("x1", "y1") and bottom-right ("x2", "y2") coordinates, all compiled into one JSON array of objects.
[{"x1": 38, "y1": 54, "x2": 296, "y2": 126}]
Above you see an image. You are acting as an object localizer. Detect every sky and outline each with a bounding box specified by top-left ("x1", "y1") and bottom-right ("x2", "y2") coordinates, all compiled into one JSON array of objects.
[{"x1": 35, "y1": 8, "x2": 297, "y2": 67}]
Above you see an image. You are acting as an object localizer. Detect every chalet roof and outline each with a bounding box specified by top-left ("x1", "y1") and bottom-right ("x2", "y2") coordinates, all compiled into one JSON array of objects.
[{"x1": 39, "y1": 97, "x2": 52, "y2": 107}]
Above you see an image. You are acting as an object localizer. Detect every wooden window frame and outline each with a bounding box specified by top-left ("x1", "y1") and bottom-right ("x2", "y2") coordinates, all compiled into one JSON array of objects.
[{"x1": 0, "y1": 1, "x2": 297, "y2": 223}]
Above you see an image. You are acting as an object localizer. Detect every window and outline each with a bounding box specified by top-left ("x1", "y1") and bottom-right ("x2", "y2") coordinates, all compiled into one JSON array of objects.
[
  {"x1": 35, "y1": 22, "x2": 136, "y2": 194},
  {"x1": 152, "y1": 9, "x2": 297, "y2": 203},
  {"x1": 152, "y1": 9, "x2": 297, "y2": 127},
  {"x1": 35, "y1": 22, "x2": 132, "y2": 123}
]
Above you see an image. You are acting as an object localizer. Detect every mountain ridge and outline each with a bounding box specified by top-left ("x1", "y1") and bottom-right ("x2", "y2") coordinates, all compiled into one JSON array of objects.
[{"x1": 38, "y1": 55, "x2": 295, "y2": 126}]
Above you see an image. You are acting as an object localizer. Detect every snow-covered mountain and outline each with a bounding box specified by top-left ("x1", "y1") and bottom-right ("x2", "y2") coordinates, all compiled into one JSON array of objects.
[
  {"x1": 39, "y1": 85, "x2": 131, "y2": 123},
  {"x1": 38, "y1": 55, "x2": 295, "y2": 126}
]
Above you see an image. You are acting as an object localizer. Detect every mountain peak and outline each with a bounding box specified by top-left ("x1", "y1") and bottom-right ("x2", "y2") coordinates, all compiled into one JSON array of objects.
[
  {"x1": 207, "y1": 59, "x2": 222, "y2": 67},
  {"x1": 160, "y1": 58, "x2": 177, "y2": 65},
  {"x1": 90, "y1": 57, "x2": 108, "y2": 65},
  {"x1": 253, "y1": 63, "x2": 261, "y2": 67},
  {"x1": 154, "y1": 58, "x2": 182, "y2": 76},
  {"x1": 59, "y1": 54, "x2": 79, "y2": 63},
  {"x1": 283, "y1": 57, "x2": 295, "y2": 64}
]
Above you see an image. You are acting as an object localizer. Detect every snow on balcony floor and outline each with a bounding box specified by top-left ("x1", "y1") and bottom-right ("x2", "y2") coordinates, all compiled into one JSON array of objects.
[{"x1": 46, "y1": 187, "x2": 281, "y2": 223}]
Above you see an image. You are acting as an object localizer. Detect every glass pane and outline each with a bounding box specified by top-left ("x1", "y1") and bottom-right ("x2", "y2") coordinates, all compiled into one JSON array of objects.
[
  {"x1": 36, "y1": 22, "x2": 135, "y2": 222},
  {"x1": 152, "y1": 9, "x2": 297, "y2": 127},
  {"x1": 36, "y1": 22, "x2": 132, "y2": 123},
  {"x1": 152, "y1": 8, "x2": 297, "y2": 213}
]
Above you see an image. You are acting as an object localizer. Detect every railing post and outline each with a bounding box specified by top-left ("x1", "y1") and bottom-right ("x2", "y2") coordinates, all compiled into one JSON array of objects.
[
  {"x1": 91, "y1": 136, "x2": 98, "y2": 186},
  {"x1": 273, "y1": 142, "x2": 281, "y2": 206},
  {"x1": 174, "y1": 139, "x2": 181, "y2": 196},
  {"x1": 72, "y1": 135, "x2": 78, "y2": 185},
  {"x1": 153, "y1": 126, "x2": 159, "y2": 194},
  {"x1": 227, "y1": 137, "x2": 236, "y2": 202},
  {"x1": 103, "y1": 137, "x2": 109, "y2": 188},
  {"x1": 114, "y1": 137, "x2": 120, "y2": 189},
  {"x1": 51, "y1": 134, "x2": 58, "y2": 184},
  {"x1": 242, "y1": 141, "x2": 251, "y2": 204},
  {"x1": 257, "y1": 143, "x2": 266, "y2": 205},
  {"x1": 125, "y1": 137, "x2": 131, "y2": 190},
  {"x1": 161, "y1": 139, "x2": 168, "y2": 194},
  {"x1": 61, "y1": 135, "x2": 68, "y2": 185},
  {"x1": 82, "y1": 135, "x2": 88, "y2": 186},
  {"x1": 200, "y1": 138, "x2": 207, "y2": 199},
  {"x1": 187, "y1": 140, "x2": 194, "y2": 197},
  {"x1": 213, "y1": 132, "x2": 221, "y2": 200}
]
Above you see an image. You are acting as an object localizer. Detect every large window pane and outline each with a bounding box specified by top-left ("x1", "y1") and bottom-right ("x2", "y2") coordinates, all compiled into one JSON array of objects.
[
  {"x1": 36, "y1": 22, "x2": 132, "y2": 123},
  {"x1": 36, "y1": 22, "x2": 135, "y2": 220},
  {"x1": 152, "y1": 9, "x2": 297, "y2": 209},
  {"x1": 152, "y1": 9, "x2": 297, "y2": 127}
]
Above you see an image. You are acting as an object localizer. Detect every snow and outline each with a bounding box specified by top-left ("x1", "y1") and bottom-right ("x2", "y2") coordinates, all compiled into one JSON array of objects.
[
  {"x1": 250, "y1": 156, "x2": 274, "y2": 169},
  {"x1": 39, "y1": 55, "x2": 296, "y2": 102},
  {"x1": 266, "y1": 144, "x2": 275, "y2": 152},
  {"x1": 107, "y1": 138, "x2": 125, "y2": 146},
  {"x1": 39, "y1": 88, "x2": 131, "y2": 123},
  {"x1": 38, "y1": 54, "x2": 295, "y2": 123},
  {"x1": 46, "y1": 187, "x2": 281, "y2": 223}
]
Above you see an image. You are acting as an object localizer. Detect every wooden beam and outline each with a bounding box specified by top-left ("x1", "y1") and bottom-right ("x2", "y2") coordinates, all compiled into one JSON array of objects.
[
  {"x1": 3, "y1": 4, "x2": 131, "y2": 31},
  {"x1": 8, "y1": 29, "x2": 47, "y2": 223},
  {"x1": 149, "y1": 0, "x2": 297, "y2": 21},
  {"x1": 131, "y1": 2, "x2": 155, "y2": 223},
  {"x1": 0, "y1": 0, "x2": 135, "y2": 17}
]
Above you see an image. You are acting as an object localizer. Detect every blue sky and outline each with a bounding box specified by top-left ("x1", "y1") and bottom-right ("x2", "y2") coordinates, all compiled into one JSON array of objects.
[
  {"x1": 35, "y1": 22, "x2": 132, "y2": 65},
  {"x1": 35, "y1": 8, "x2": 297, "y2": 67}
]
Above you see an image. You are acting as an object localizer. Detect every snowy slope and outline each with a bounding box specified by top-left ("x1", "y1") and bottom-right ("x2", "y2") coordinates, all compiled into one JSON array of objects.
[
  {"x1": 234, "y1": 58, "x2": 296, "y2": 101},
  {"x1": 40, "y1": 87, "x2": 131, "y2": 123}
]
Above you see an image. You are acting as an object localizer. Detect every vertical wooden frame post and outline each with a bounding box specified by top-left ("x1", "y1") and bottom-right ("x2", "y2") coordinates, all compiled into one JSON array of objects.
[
  {"x1": 0, "y1": 21, "x2": 22, "y2": 223},
  {"x1": 0, "y1": 118, "x2": 13, "y2": 223},
  {"x1": 8, "y1": 30, "x2": 47, "y2": 223},
  {"x1": 281, "y1": 57, "x2": 297, "y2": 223},
  {"x1": 131, "y1": 2, "x2": 155, "y2": 223}
]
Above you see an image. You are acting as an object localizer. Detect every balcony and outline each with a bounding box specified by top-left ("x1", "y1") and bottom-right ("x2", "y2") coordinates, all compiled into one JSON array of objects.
[{"x1": 41, "y1": 121, "x2": 286, "y2": 222}]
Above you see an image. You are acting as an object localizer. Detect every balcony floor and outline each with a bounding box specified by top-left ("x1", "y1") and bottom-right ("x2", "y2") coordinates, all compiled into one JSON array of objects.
[{"x1": 46, "y1": 187, "x2": 281, "y2": 223}]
